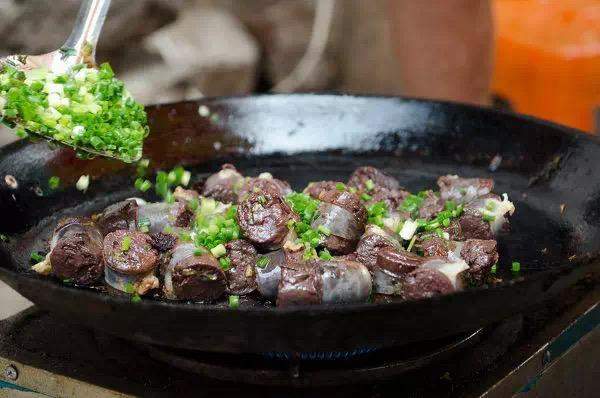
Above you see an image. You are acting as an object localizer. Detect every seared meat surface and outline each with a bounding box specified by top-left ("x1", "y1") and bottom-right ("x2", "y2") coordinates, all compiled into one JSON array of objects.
[{"x1": 34, "y1": 164, "x2": 515, "y2": 307}]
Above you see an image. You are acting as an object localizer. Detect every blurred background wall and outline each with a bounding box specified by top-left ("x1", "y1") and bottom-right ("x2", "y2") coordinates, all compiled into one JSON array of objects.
[{"x1": 0, "y1": 0, "x2": 598, "y2": 148}]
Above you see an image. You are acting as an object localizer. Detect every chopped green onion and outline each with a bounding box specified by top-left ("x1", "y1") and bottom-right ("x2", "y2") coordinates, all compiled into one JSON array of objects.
[
  {"x1": 181, "y1": 170, "x2": 191, "y2": 186},
  {"x1": 367, "y1": 201, "x2": 388, "y2": 227},
  {"x1": 483, "y1": 213, "x2": 496, "y2": 222},
  {"x1": 48, "y1": 176, "x2": 60, "y2": 189},
  {"x1": 365, "y1": 179, "x2": 375, "y2": 192},
  {"x1": 361, "y1": 193, "x2": 372, "y2": 201},
  {"x1": 30, "y1": 251, "x2": 45, "y2": 263},
  {"x1": 511, "y1": 261, "x2": 521, "y2": 272},
  {"x1": 138, "y1": 158, "x2": 150, "y2": 169},
  {"x1": 0, "y1": 62, "x2": 148, "y2": 163},
  {"x1": 317, "y1": 225, "x2": 331, "y2": 236},
  {"x1": 163, "y1": 226, "x2": 174, "y2": 234},
  {"x1": 62, "y1": 278, "x2": 73, "y2": 284},
  {"x1": 76, "y1": 175, "x2": 90, "y2": 192},
  {"x1": 138, "y1": 218, "x2": 151, "y2": 233},
  {"x1": 179, "y1": 231, "x2": 192, "y2": 242},
  {"x1": 121, "y1": 235, "x2": 132, "y2": 252},
  {"x1": 219, "y1": 257, "x2": 232, "y2": 270},
  {"x1": 318, "y1": 249, "x2": 333, "y2": 260},
  {"x1": 187, "y1": 197, "x2": 199, "y2": 212},
  {"x1": 229, "y1": 295, "x2": 240, "y2": 309},
  {"x1": 490, "y1": 263, "x2": 497, "y2": 274},
  {"x1": 0, "y1": 234, "x2": 7, "y2": 242},
  {"x1": 335, "y1": 182, "x2": 346, "y2": 191},
  {"x1": 406, "y1": 235, "x2": 417, "y2": 252},
  {"x1": 134, "y1": 178, "x2": 152, "y2": 192},
  {"x1": 123, "y1": 282, "x2": 135, "y2": 294},
  {"x1": 131, "y1": 294, "x2": 142, "y2": 303},
  {"x1": 210, "y1": 243, "x2": 227, "y2": 258},
  {"x1": 256, "y1": 256, "x2": 270, "y2": 269},
  {"x1": 348, "y1": 187, "x2": 357, "y2": 194}
]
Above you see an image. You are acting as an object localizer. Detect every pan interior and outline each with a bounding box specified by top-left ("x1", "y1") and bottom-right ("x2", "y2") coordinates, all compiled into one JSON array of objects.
[{"x1": 5, "y1": 150, "x2": 572, "y2": 303}]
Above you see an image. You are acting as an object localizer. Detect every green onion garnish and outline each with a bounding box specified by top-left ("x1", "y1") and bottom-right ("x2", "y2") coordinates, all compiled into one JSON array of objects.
[
  {"x1": 365, "y1": 179, "x2": 375, "y2": 192},
  {"x1": 491, "y1": 263, "x2": 497, "y2": 274},
  {"x1": 134, "y1": 178, "x2": 152, "y2": 192},
  {"x1": 131, "y1": 294, "x2": 142, "y2": 303},
  {"x1": 138, "y1": 217, "x2": 151, "y2": 233},
  {"x1": 229, "y1": 295, "x2": 240, "y2": 309},
  {"x1": 210, "y1": 243, "x2": 227, "y2": 258},
  {"x1": 318, "y1": 249, "x2": 333, "y2": 260},
  {"x1": 335, "y1": 182, "x2": 346, "y2": 191},
  {"x1": 406, "y1": 235, "x2": 417, "y2": 252},
  {"x1": 511, "y1": 261, "x2": 521, "y2": 272},
  {"x1": 219, "y1": 257, "x2": 232, "y2": 270},
  {"x1": 121, "y1": 235, "x2": 132, "y2": 252},
  {"x1": 361, "y1": 193, "x2": 372, "y2": 201},
  {"x1": 256, "y1": 256, "x2": 270, "y2": 268},
  {"x1": 483, "y1": 213, "x2": 496, "y2": 222},
  {"x1": 48, "y1": 176, "x2": 60, "y2": 190},
  {"x1": 0, "y1": 62, "x2": 148, "y2": 163},
  {"x1": 123, "y1": 282, "x2": 135, "y2": 294},
  {"x1": 30, "y1": 251, "x2": 45, "y2": 263},
  {"x1": 76, "y1": 175, "x2": 90, "y2": 192},
  {"x1": 317, "y1": 225, "x2": 331, "y2": 236}
]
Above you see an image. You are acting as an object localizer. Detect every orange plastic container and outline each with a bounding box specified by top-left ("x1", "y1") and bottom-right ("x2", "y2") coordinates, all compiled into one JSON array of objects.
[{"x1": 492, "y1": 0, "x2": 600, "y2": 132}]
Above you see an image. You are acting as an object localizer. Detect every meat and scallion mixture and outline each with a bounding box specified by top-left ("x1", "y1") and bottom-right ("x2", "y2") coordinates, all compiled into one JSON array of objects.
[{"x1": 31, "y1": 164, "x2": 516, "y2": 308}]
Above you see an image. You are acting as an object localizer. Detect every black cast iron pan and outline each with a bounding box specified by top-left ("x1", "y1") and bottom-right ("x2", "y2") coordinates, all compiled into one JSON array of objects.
[{"x1": 0, "y1": 94, "x2": 599, "y2": 354}]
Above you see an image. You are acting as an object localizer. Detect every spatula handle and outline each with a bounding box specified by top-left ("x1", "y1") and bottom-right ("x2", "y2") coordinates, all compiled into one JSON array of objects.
[{"x1": 63, "y1": 0, "x2": 112, "y2": 58}]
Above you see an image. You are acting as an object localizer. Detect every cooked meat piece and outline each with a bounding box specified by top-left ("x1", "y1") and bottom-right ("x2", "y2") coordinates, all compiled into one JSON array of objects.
[
  {"x1": 200, "y1": 164, "x2": 244, "y2": 204},
  {"x1": 278, "y1": 258, "x2": 371, "y2": 307},
  {"x1": 458, "y1": 209, "x2": 494, "y2": 240},
  {"x1": 103, "y1": 230, "x2": 158, "y2": 275},
  {"x1": 225, "y1": 239, "x2": 258, "y2": 295},
  {"x1": 303, "y1": 180, "x2": 342, "y2": 200},
  {"x1": 460, "y1": 239, "x2": 498, "y2": 283},
  {"x1": 319, "y1": 189, "x2": 368, "y2": 224},
  {"x1": 138, "y1": 202, "x2": 193, "y2": 234},
  {"x1": 372, "y1": 247, "x2": 423, "y2": 294},
  {"x1": 335, "y1": 252, "x2": 358, "y2": 262},
  {"x1": 162, "y1": 243, "x2": 227, "y2": 300},
  {"x1": 313, "y1": 189, "x2": 367, "y2": 254},
  {"x1": 173, "y1": 186, "x2": 200, "y2": 204},
  {"x1": 171, "y1": 254, "x2": 226, "y2": 301},
  {"x1": 376, "y1": 247, "x2": 423, "y2": 275},
  {"x1": 437, "y1": 175, "x2": 494, "y2": 203},
  {"x1": 355, "y1": 225, "x2": 401, "y2": 270},
  {"x1": 96, "y1": 199, "x2": 138, "y2": 236},
  {"x1": 422, "y1": 256, "x2": 470, "y2": 290},
  {"x1": 465, "y1": 193, "x2": 515, "y2": 235},
  {"x1": 49, "y1": 218, "x2": 104, "y2": 285},
  {"x1": 399, "y1": 268, "x2": 455, "y2": 300},
  {"x1": 348, "y1": 166, "x2": 400, "y2": 191},
  {"x1": 421, "y1": 237, "x2": 450, "y2": 258},
  {"x1": 255, "y1": 249, "x2": 286, "y2": 298},
  {"x1": 149, "y1": 232, "x2": 178, "y2": 252},
  {"x1": 237, "y1": 191, "x2": 297, "y2": 250},
  {"x1": 418, "y1": 190, "x2": 444, "y2": 219},
  {"x1": 319, "y1": 259, "x2": 372, "y2": 304},
  {"x1": 364, "y1": 186, "x2": 410, "y2": 210},
  {"x1": 237, "y1": 177, "x2": 292, "y2": 202},
  {"x1": 277, "y1": 262, "x2": 322, "y2": 307}
]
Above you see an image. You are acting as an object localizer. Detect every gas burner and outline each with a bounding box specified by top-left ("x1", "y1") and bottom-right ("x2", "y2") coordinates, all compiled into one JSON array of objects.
[{"x1": 143, "y1": 318, "x2": 522, "y2": 387}]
